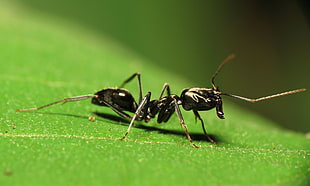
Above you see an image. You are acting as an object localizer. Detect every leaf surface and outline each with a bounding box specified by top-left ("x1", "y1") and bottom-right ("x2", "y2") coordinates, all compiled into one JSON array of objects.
[{"x1": 0, "y1": 2, "x2": 309, "y2": 185}]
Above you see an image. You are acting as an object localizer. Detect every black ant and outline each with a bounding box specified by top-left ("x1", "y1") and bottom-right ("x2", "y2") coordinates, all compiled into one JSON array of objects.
[{"x1": 17, "y1": 54, "x2": 306, "y2": 148}]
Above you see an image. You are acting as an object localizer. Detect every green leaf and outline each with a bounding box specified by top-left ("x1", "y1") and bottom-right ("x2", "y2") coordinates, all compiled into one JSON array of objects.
[{"x1": 1, "y1": 2, "x2": 309, "y2": 185}]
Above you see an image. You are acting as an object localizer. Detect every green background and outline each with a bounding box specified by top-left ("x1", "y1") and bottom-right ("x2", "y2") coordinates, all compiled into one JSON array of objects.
[
  {"x1": 15, "y1": 0, "x2": 310, "y2": 132},
  {"x1": 1, "y1": 1, "x2": 309, "y2": 185}
]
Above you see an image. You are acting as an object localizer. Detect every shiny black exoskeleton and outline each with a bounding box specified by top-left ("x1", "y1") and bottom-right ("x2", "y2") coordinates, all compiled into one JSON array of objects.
[
  {"x1": 17, "y1": 55, "x2": 306, "y2": 148},
  {"x1": 125, "y1": 86, "x2": 225, "y2": 147},
  {"x1": 180, "y1": 88, "x2": 224, "y2": 119},
  {"x1": 133, "y1": 86, "x2": 223, "y2": 147},
  {"x1": 92, "y1": 88, "x2": 138, "y2": 118}
]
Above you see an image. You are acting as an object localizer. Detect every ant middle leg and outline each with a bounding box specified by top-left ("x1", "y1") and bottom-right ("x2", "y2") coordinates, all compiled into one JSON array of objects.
[
  {"x1": 158, "y1": 83, "x2": 171, "y2": 99},
  {"x1": 120, "y1": 92, "x2": 151, "y2": 141}
]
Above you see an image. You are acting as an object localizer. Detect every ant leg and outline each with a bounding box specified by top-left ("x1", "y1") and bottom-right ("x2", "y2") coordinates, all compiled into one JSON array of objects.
[
  {"x1": 159, "y1": 83, "x2": 171, "y2": 99},
  {"x1": 119, "y1": 72, "x2": 143, "y2": 104},
  {"x1": 173, "y1": 99, "x2": 199, "y2": 148},
  {"x1": 16, "y1": 95, "x2": 98, "y2": 112},
  {"x1": 193, "y1": 110, "x2": 217, "y2": 145},
  {"x1": 119, "y1": 72, "x2": 141, "y2": 88},
  {"x1": 120, "y1": 92, "x2": 151, "y2": 141},
  {"x1": 17, "y1": 93, "x2": 134, "y2": 120},
  {"x1": 99, "y1": 99, "x2": 132, "y2": 119}
]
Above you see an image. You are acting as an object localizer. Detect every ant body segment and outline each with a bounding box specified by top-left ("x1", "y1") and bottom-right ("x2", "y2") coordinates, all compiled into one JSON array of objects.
[{"x1": 17, "y1": 55, "x2": 306, "y2": 148}]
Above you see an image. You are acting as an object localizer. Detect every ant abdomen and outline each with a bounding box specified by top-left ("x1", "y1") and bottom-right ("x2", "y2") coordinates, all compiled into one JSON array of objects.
[{"x1": 92, "y1": 88, "x2": 138, "y2": 113}]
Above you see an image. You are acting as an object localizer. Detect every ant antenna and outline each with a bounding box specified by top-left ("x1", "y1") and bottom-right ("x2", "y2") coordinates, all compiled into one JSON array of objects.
[
  {"x1": 211, "y1": 54, "x2": 235, "y2": 89},
  {"x1": 211, "y1": 55, "x2": 306, "y2": 101},
  {"x1": 16, "y1": 95, "x2": 98, "y2": 112},
  {"x1": 221, "y1": 88, "x2": 306, "y2": 103}
]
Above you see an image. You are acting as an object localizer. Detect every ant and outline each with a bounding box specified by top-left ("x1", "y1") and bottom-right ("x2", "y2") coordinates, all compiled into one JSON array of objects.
[{"x1": 17, "y1": 54, "x2": 306, "y2": 148}]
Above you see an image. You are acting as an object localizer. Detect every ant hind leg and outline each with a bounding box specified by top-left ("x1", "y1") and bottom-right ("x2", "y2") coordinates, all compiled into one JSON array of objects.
[{"x1": 118, "y1": 72, "x2": 143, "y2": 104}]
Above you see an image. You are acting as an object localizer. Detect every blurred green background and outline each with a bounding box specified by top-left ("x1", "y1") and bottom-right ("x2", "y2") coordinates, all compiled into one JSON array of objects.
[{"x1": 15, "y1": 0, "x2": 309, "y2": 132}]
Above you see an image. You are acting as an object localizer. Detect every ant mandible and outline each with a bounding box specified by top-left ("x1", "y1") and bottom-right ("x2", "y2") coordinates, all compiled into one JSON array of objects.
[{"x1": 17, "y1": 54, "x2": 306, "y2": 148}]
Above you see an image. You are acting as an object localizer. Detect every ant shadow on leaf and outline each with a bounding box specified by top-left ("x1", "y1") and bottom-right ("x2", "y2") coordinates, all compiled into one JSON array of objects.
[
  {"x1": 18, "y1": 110, "x2": 222, "y2": 144},
  {"x1": 93, "y1": 111, "x2": 221, "y2": 143}
]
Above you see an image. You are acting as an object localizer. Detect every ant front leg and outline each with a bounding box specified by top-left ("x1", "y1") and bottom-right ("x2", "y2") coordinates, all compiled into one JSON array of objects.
[
  {"x1": 173, "y1": 99, "x2": 199, "y2": 148},
  {"x1": 193, "y1": 110, "x2": 217, "y2": 145},
  {"x1": 119, "y1": 72, "x2": 143, "y2": 104},
  {"x1": 120, "y1": 92, "x2": 151, "y2": 141}
]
